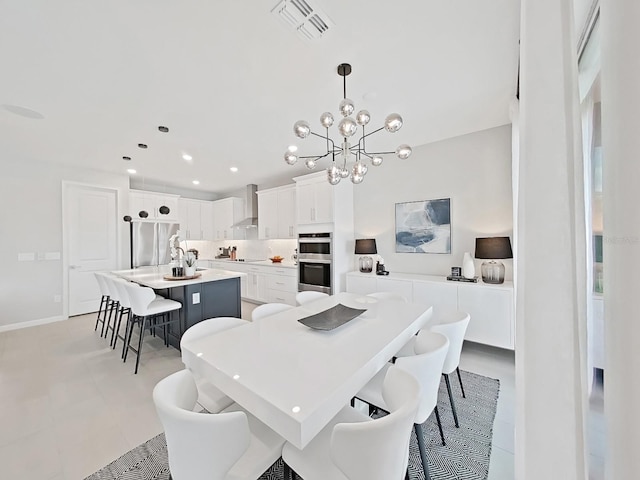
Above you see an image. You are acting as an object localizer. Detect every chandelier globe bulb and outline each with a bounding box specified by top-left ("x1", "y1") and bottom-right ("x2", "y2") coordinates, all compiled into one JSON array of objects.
[
  {"x1": 320, "y1": 112, "x2": 334, "y2": 128},
  {"x1": 396, "y1": 144, "x2": 412, "y2": 159},
  {"x1": 339, "y1": 98, "x2": 355, "y2": 117},
  {"x1": 371, "y1": 156, "x2": 383, "y2": 166},
  {"x1": 356, "y1": 110, "x2": 370, "y2": 126},
  {"x1": 338, "y1": 117, "x2": 358, "y2": 137},
  {"x1": 284, "y1": 152, "x2": 298, "y2": 165},
  {"x1": 294, "y1": 120, "x2": 311, "y2": 139},
  {"x1": 384, "y1": 113, "x2": 403, "y2": 133}
]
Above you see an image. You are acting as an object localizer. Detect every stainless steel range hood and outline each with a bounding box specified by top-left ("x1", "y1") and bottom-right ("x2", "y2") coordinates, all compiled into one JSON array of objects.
[{"x1": 231, "y1": 184, "x2": 258, "y2": 228}]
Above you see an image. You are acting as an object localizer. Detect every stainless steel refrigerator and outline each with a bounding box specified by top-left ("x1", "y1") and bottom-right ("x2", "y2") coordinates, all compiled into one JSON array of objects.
[{"x1": 130, "y1": 221, "x2": 180, "y2": 268}]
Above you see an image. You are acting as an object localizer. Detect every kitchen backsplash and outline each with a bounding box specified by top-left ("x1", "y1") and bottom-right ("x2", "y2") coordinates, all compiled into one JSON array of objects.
[{"x1": 181, "y1": 238, "x2": 297, "y2": 262}]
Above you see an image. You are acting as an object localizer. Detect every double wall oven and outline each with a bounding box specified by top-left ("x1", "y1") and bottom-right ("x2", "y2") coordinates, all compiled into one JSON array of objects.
[{"x1": 298, "y1": 232, "x2": 332, "y2": 294}]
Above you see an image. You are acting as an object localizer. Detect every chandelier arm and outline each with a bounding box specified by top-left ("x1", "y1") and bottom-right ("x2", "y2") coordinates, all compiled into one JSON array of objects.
[
  {"x1": 308, "y1": 131, "x2": 336, "y2": 151},
  {"x1": 298, "y1": 152, "x2": 333, "y2": 160},
  {"x1": 356, "y1": 125, "x2": 387, "y2": 154}
]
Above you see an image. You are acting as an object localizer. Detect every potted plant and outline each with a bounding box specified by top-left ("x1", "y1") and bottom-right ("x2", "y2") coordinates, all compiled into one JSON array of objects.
[{"x1": 183, "y1": 253, "x2": 197, "y2": 277}]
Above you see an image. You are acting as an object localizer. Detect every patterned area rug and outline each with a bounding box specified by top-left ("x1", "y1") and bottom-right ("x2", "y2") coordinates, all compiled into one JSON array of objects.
[{"x1": 85, "y1": 370, "x2": 499, "y2": 480}]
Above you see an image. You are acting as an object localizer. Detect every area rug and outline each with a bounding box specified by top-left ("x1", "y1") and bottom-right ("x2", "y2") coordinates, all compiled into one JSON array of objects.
[{"x1": 85, "y1": 370, "x2": 499, "y2": 480}]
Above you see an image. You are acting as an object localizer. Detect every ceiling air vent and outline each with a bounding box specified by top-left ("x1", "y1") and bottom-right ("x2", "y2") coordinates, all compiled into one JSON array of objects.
[{"x1": 271, "y1": 0, "x2": 334, "y2": 41}]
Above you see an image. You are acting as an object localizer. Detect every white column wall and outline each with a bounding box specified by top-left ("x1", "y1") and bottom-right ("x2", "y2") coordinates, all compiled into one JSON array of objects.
[
  {"x1": 601, "y1": 1, "x2": 640, "y2": 478},
  {"x1": 516, "y1": 0, "x2": 588, "y2": 478}
]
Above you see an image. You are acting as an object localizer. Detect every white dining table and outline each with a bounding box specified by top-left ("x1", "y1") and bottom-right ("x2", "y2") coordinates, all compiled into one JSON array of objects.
[{"x1": 181, "y1": 292, "x2": 433, "y2": 449}]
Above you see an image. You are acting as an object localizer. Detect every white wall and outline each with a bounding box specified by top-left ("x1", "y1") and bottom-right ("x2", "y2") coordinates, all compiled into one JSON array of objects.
[
  {"x1": 0, "y1": 158, "x2": 130, "y2": 327},
  {"x1": 353, "y1": 125, "x2": 513, "y2": 277}
]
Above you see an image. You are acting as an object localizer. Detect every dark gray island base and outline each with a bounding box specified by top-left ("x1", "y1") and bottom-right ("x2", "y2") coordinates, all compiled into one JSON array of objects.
[
  {"x1": 156, "y1": 276, "x2": 241, "y2": 349},
  {"x1": 112, "y1": 267, "x2": 244, "y2": 350}
]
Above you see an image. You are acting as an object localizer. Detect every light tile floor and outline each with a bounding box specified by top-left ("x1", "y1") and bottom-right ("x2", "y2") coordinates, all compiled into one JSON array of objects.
[{"x1": 0, "y1": 302, "x2": 604, "y2": 480}]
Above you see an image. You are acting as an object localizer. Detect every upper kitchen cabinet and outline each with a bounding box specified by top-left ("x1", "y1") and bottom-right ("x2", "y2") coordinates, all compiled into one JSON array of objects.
[
  {"x1": 257, "y1": 185, "x2": 296, "y2": 239},
  {"x1": 178, "y1": 198, "x2": 214, "y2": 240},
  {"x1": 295, "y1": 174, "x2": 334, "y2": 225},
  {"x1": 129, "y1": 190, "x2": 180, "y2": 221},
  {"x1": 212, "y1": 197, "x2": 244, "y2": 241}
]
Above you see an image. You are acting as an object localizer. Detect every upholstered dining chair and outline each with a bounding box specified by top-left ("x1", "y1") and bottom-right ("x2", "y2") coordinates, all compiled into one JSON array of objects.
[
  {"x1": 180, "y1": 317, "x2": 247, "y2": 413},
  {"x1": 251, "y1": 302, "x2": 294, "y2": 322},
  {"x1": 153, "y1": 369, "x2": 286, "y2": 480},
  {"x1": 355, "y1": 330, "x2": 449, "y2": 479},
  {"x1": 366, "y1": 291, "x2": 408, "y2": 302},
  {"x1": 295, "y1": 291, "x2": 329, "y2": 306},
  {"x1": 282, "y1": 366, "x2": 420, "y2": 480}
]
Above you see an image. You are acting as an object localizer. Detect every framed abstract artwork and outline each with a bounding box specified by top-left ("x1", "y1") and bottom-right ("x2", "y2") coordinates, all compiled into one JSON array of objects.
[{"x1": 395, "y1": 198, "x2": 451, "y2": 254}]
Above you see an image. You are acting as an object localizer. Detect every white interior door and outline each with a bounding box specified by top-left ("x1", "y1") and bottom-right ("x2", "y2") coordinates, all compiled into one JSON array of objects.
[{"x1": 65, "y1": 184, "x2": 118, "y2": 316}]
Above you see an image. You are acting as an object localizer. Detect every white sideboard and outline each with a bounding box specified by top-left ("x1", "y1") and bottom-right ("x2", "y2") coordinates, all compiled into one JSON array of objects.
[{"x1": 346, "y1": 271, "x2": 515, "y2": 350}]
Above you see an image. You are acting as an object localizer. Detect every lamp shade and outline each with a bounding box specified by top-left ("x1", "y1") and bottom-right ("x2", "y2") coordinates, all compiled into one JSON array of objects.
[
  {"x1": 355, "y1": 238, "x2": 377, "y2": 255},
  {"x1": 475, "y1": 237, "x2": 513, "y2": 259}
]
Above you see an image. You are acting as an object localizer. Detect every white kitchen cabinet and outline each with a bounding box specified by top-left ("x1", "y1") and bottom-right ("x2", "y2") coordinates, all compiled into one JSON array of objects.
[
  {"x1": 212, "y1": 197, "x2": 244, "y2": 241},
  {"x1": 295, "y1": 175, "x2": 333, "y2": 225},
  {"x1": 346, "y1": 271, "x2": 515, "y2": 350},
  {"x1": 258, "y1": 189, "x2": 278, "y2": 239},
  {"x1": 129, "y1": 190, "x2": 180, "y2": 221},
  {"x1": 257, "y1": 185, "x2": 296, "y2": 239},
  {"x1": 246, "y1": 265, "x2": 268, "y2": 303},
  {"x1": 178, "y1": 198, "x2": 215, "y2": 240},
  {"x1": 265, "y1": 268, "x2": 297, "y2": 305}
]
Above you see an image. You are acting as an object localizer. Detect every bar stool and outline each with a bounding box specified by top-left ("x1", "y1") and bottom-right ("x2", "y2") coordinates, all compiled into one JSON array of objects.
[
  {"x1": 122, "y1": 281, "x2": 182, "y2": 374},
  {"x1": 110, "y1": 277, "x2": 137, "y2": 354},
  {"x1": 93, "y1": 272, "x2": 111, "y2": 336},
  {"x1": 101, "y1": 274, "x2": 122, "y2": 342}
]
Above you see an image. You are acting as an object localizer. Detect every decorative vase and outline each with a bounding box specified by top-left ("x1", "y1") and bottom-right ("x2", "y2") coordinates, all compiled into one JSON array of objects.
[
  {"x1": 462, "y1": 252, "x2": 475, "y2": 279},
  {"x1": 184, "y1": 265, "x2": 196, "y2": 277}
]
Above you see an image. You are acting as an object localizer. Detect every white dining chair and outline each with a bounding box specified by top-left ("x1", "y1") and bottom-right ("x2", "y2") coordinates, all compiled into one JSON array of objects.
[
  {"x1": 282, "y1": 366, "x2": 420, "y2": 480},
  {"x1": 251, "y1": 302, "x2": 294, "y2": 322},
  {"x1": 153, "y1": 369, "x2": 286, "y2": 480},
  {"x1": 122, "y1": 281, "x2": 182, "y2": 374},
  {"x1": 355, "y1": 330, "x2": 449, "y2": 479},
  {"x1": 366, "y1": 291, "x2": 408, "y2": 302},
  {"x1": 180, "y1": 317, "x2": 247, "y2": 413},
  {"x1": 295, "y1": 291, "x2": 329, "y2": 306},
  {"x1": 429, "y1": 309, "x2": 471, "y2": 429}
]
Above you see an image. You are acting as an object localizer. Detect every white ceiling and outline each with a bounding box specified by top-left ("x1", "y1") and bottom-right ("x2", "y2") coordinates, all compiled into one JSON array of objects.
[{"x1": 0, "y1": 1, "x2": 590, "y2": 195}]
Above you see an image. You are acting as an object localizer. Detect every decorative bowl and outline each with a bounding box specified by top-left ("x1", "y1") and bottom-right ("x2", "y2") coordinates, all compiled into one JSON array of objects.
[{"x1": 270, "y1": 256, "x2": 284, "y2": 263}]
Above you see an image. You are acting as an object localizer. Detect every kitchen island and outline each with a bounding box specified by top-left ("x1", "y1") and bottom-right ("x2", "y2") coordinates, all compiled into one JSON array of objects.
[{"x1": 113, "y1": 266, "x2": 245, "y2": 348}]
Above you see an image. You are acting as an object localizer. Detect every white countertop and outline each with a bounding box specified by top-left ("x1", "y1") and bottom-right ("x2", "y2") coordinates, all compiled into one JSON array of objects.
[
  {"x1": 347, "y1": 270, "x2": 513, "y2": 289},
  {"x1": 112, "y1": 265, "x2": 245, "y2": 289},
  {"x1": 205, "y1": 258, "x2": 298, "y2": 269}
]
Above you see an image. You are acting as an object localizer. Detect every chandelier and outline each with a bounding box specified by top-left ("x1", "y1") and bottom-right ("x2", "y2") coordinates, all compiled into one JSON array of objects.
[{"x1": 284, "y1": 63, "x2": 412, "y2": 185}]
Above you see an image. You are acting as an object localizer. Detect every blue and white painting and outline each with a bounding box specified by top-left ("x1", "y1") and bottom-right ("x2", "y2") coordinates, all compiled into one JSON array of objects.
[{"x1": 395, "y1": 198, "x2": 451, "y2": 254}]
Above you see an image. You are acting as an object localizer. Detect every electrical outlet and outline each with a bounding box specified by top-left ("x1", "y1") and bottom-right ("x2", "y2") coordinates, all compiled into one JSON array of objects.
[
  {"x1": 192, "y1": 292, "x2": 200, "y2": 304},
  {"x1": 18, "y1": 252, "x2": 35, "y2": 261},
  {"x1": 53, "y1": 295, "x2": 62, "y2": 303}
]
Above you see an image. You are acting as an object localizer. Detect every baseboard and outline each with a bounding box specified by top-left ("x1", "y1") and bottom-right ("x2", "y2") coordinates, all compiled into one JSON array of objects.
[{"x1": 0, "y1": 315, "x2": 68, "y2": 333}]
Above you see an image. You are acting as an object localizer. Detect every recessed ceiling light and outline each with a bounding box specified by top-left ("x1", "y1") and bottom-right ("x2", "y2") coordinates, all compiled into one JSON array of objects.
[
  {"x1": 138, "y1": 143, "x2": 148, "y2": 149},
  {"x1": 158, "y1": 126, "x2": 169, "y2": 133},
  {"x1": 192, "y1": 180, "x2": 200, "y2": 185},
  {"x1": 122, "y1": 156, "x2": 131, "y2": 161},
  {"x1": 230, "y1": 167, "x2": 238, "y2": 173},
  {"x1": 182, "y1": 153, "x2": 193, "y2": 161},
  {"x1": 2, "y1": 104, "x2": 45, "y2": 119},
  {"x1": 127, "y1": 169, "x2": 137, "y2": 174}
]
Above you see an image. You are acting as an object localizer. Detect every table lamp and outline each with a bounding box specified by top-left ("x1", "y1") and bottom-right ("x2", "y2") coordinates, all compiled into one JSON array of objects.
[
  {"x1": 355, "y1": 238, "x2": 377, "y2": 273},
  {"x1": 475, "y1": 237, "x2": 513, "y2": 284}
]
